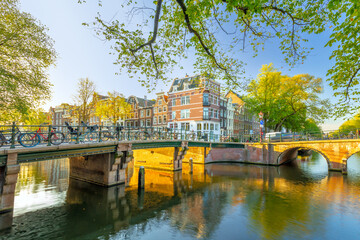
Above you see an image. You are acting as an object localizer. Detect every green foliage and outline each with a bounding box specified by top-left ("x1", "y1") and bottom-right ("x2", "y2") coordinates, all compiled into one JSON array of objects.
[
  {"x1": 95, "y1": 91, "x2": 132, "y2": 125},
  {"x1": 82, "y1": 0, "x2": 360, "y2": 115},
  {"x1": 245, "y1": 63, "x2": 330, "y2": 132},
  {"x1": 0, "y1": 0, "x2": 56, "y2": 122},
  {"x1": 339, "y1": 113, "x2": 360, "y2": 134}
]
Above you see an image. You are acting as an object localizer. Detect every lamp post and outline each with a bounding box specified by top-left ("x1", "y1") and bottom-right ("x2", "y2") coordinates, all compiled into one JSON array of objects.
[{"x1": 259, "y1": 112, "x2": 264, "y2": 143}]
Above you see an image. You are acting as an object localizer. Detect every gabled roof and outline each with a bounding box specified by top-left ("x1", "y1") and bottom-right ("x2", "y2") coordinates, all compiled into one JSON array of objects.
[
  {"x1": 169, "y1": 75, "x2": 202, "y2": 92},
  {"x1": 127, "y1": 95, "x2": 155, "y2": 108}
]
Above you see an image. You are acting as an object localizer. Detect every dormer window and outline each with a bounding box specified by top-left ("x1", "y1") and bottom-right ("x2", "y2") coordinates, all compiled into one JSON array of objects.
[{"x1": 173, "y1": 86, "x2": 178, "y2": 92}]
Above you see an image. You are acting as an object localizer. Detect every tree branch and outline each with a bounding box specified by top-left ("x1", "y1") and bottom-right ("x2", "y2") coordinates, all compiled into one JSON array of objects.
[
  {"x1": 175, "y1": 0, "x2": 232, "y2": 80},
  {"x1": 129, "y1": 0, "x2": 162, "y2": 53},
  {"x1": 345, "y1": 65, "x2": 360, "y2": 102}
]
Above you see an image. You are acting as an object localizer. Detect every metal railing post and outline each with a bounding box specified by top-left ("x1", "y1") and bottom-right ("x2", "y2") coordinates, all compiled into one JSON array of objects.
[
  {"x1": 10, "y1": 122, "x2": 16, "y2": 149},
  {"x1": 76, "y1": 125, "x2": 80, "y2": 144},
  {"x1": 99, "y1": 124, "x2": 102, "y2": 142},
  {"x1": 116, "y1": 123, "x2": 120, "y2": 141},
  {"x1": 47, "y1": 125, "x2": 52, "y2": 146}
]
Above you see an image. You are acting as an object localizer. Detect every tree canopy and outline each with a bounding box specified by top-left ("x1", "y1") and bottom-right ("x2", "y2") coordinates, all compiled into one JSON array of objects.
[
  {"x1": 0, "y1": 0, "x2": 56, "y2": 122},
  {"x1": 81, "y1": 0, "x2": 359, "y2": 115},
  {"x1": 245, "y1": 63, "x2": 330, "y2": 132}
]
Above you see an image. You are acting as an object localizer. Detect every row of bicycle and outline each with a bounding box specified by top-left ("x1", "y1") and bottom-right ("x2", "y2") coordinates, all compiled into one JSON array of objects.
[{"x1": 0, "y1": 122, "x2": 211, "y2": 148}]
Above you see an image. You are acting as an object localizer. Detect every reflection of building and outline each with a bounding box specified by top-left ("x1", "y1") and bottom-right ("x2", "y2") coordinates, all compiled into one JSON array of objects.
[
  {"x1": 125, "y1": 96, "x2": 155, "y2": 128},
  {"x1": 167, "y1": 75, "x2": 221, "y2": 141},
  {"x1": 153, "y1": 92, "x2": 168, "y2": 129}
]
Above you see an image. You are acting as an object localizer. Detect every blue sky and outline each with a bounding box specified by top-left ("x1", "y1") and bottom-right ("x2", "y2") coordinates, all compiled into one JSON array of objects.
[{"x1": 19, "y1": 0, "x2": 345, "y2": 130}]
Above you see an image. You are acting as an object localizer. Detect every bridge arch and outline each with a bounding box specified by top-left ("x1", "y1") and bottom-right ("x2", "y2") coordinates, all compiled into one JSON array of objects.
[{"x1": 276, "y1": 146, "x2": 331, "y2": 170}]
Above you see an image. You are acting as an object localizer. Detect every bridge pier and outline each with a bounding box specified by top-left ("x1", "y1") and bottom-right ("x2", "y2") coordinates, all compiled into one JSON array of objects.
[
  {"x1": 69, "y1": 144, "x2": 133, "y2": 186},
  {"x1": 0, "y1": 153, "x2": 20, "y2": 230}
]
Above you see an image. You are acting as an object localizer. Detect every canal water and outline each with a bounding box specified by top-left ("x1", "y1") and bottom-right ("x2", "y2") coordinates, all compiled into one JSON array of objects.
[{"x1": 1, "y1": 152, "x2": 360, "y2": 239}]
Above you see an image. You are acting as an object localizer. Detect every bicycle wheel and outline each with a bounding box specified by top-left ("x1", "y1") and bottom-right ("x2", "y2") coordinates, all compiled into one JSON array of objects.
[
  {"x1": 50, "y1": 132, "x2": 65, "y2": 145},
  {"x1": 19, "y1": 133, "x2": 40, "y2": 147},
  {"x1": 101, "y1": 131, "x2": 112, "y2": 141},
  {"x1": 86, "y1": 132, "x2": 98, "y2": 142}
]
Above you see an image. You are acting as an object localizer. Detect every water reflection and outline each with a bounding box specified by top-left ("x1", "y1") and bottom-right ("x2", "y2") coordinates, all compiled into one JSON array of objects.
[{"x1": 1, "y1": 154, "x2": 360, "y2": 239}]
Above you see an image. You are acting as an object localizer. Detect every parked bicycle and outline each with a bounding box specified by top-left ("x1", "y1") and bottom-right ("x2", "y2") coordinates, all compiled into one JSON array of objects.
[
  {"x1": 19, "y1": 124, "x2": 65, "y2": 147},
  {"x1": 0, "y1": 126, "x2": 22, "y2": 147},
  {"x1": 65, "y1": 121, "x2": 98, "y2": 143}
]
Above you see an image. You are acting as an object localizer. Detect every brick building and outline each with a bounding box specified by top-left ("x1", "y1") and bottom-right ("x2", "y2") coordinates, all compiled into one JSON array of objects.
[
  {"x1": 167, "y1": 74, "x2": 221, "y2": 141},
  {"x1": 125, "y1": 96, "x2": 155, "y2": 128}
]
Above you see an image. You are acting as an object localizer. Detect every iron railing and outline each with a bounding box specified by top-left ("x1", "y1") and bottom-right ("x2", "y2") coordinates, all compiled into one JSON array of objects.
[{"x1": 0, "y1": 123, "x2": 358, "y2": 148}]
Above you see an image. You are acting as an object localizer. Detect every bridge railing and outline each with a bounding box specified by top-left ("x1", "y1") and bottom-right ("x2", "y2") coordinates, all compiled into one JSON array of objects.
[
  {"x1": 265, "y1": 129, "x2": 360, "y2": 142},
  {"x1": 0, "y1": 123, "x2": 254, "y2": 148}
]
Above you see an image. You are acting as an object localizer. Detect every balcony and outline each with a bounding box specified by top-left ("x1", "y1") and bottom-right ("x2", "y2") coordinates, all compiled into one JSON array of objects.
[{"x1": 203, "y1": 101, "x2": 210, "y2": 106}]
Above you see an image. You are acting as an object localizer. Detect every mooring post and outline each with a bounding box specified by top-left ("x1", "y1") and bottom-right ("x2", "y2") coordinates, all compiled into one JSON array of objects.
[
  {"x1": 138, "y1": 166, "x2": 145, "y2": 189},
  {"x1": 189, "y1": 158, "x2": 193, "y2": 174}
]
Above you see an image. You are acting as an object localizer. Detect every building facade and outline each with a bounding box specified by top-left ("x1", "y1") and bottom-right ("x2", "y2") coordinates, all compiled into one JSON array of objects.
[
  {"x1": 125, "y1": 96, "x2": 155, "y2": 128},
  {"x1": 167, "y1": 74, "x2": 221, "y2": 141},
  {"x1": 153, "y1": 92, "x2": 169, "y2": 129}
]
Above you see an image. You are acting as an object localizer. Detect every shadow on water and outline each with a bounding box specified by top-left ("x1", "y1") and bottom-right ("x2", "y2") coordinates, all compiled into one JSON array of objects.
[{"x1": 1, "y1": 154, "x2": 360, "y2": 239}]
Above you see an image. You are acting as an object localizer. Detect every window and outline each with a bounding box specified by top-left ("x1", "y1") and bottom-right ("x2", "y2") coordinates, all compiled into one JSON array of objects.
[
  {"x1": 172, "y1": 99, "x2": 176, "y2": 106},
  {"x1": 197, "y1": 123, "x2": 202, "y2": 130},
  {"x1": 158, "y1": 116, "x2": 162, "y2": 124},
  {"x1": 158, "y1": 107, "x2": 162, "y2": 113},
  {"x1": 210, "y1": 123, "x2": 214, "y2": 130},
  {"x1": 146, "y1": 109, "x2": 151, "y2": 117},
  {"x1": 173, "y1": 86, "x2": 178, "y2": 91},
  {"x1": 204, "y1": 123, "x2": 209, "y2": 130},
  {"x1": 172, "y1": 112, "x2": 176, "y2": 120},
  {"x1": 203, "y1": 93, "x2": 209, "y2": 105},
  {"x1": 214, "y1": 110, "x2": 218, "y2": 118},
  {"x1": 158, "y1": 99, "x2": 162, "y2": 105},
  {"x1": 140, "y1": 110, "x2": 144, "y2": 118},
  {"x1": 154, "y1": 108, "x2": 157, "y2": 113},
  {"x1": 170, "y1": 123, "x2": 173, "y2": 129},
  {"x1": 215, "y1": 124, "x2": 219, "y2": 130},
  {"x1": 140, "y1": 120, "x2": 144, "y2": 127},
  {"x1": 163, "y1": 115, "x2": 167, "y2": 122},
  {"x1": 210, "y1": 109, "x2": 213, "y2": 118},
  {"x1": 203, "y1": 108, "x2": 209, "y2": 119},
  {"x1": 153, "y1": 117, "x2": 157, "y2": 124},
  {"x1": 185, "y1": 123, "x2": 190, "y2": 131},
  {"x1": 181, "y1": 96, "x2": 190, "y2": 105},
  {"x1": 163, "y1": 106, "x2": 166, "y2": 112},
  {"x1": 181, "y1": 109, "x2": 190, "y2": 119},
  {"x1": 146, "y1": 119, "x2": 151, "y2": 126}
]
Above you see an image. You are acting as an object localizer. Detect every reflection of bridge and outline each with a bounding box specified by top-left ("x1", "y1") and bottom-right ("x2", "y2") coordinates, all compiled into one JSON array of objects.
[{"x1": 0, "y1": 139, "x2": 244, "y2": 230}]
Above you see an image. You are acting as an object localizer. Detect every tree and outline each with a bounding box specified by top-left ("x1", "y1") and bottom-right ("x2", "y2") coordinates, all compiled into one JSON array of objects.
[
  {"x1": 95, "y1": 91, "x2": 132, "y2": 125},
  {"x1": 246, "y1": 64, "x2": 330, "y2": 132},
  {"x1": 81, "y1": 0, "x2": 359, "y2": 115},
  {"x1": 73, "y1": 78, "x2": 96, "y2": 124},
  {"x1": 0, "y1": 0, "x2": 56, "y2": 123}
]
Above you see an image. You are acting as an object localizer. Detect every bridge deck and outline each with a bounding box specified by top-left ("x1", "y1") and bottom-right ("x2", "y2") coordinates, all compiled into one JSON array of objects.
[{"x1": 0, "y1": 140, "x2": 245, "y2": 166}]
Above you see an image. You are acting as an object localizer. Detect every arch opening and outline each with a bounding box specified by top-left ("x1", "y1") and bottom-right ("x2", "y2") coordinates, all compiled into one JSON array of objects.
[
  {"x1": 277, "y1": 147, "x2": 330, "y2": 176},
  {"x1": 345, "y1": 152, "x2": 360, "y2": 179}
]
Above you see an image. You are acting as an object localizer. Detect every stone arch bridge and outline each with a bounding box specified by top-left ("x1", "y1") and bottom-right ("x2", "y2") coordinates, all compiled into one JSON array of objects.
[{"x1": 246, "y1": 139, "x2": 360, "y2": 174}]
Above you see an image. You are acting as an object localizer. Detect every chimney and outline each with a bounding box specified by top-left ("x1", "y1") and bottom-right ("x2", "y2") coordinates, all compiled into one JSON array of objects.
[{"x1": 144, "y1": 95, "x2": 147, "y2": 107}]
